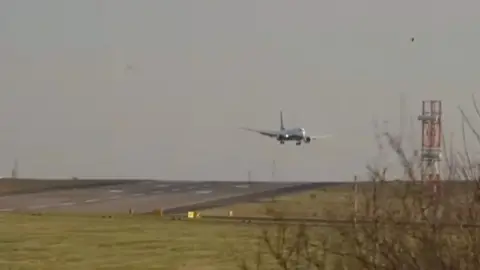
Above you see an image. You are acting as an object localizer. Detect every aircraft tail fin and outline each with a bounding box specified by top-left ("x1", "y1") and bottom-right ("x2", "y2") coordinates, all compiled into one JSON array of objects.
[{"x1": 280, "y1": 111, "x2": 285, "y2": 130}]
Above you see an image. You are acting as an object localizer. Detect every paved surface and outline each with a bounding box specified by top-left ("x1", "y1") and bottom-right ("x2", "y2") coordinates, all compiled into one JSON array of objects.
[
  {"x1": 0, "y1": 178, "x2": 132, "y2": 195},
  {"x1": 0, "y1": 180, "x2": 332, "y2": 214}
]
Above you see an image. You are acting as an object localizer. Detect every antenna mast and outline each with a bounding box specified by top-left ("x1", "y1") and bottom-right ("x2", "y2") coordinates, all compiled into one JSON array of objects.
[{"x1": 417, "y1": 100, "x2": 443, "y2": 197}]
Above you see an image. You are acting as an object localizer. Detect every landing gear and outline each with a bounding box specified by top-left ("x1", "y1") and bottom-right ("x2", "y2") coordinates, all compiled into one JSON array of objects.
[
  {"x1": 279, "y1": 141, "x2": 285, "y2": 145},
  {"x1": 296, "y1": 141, "x2": 301, "y2": 146}
]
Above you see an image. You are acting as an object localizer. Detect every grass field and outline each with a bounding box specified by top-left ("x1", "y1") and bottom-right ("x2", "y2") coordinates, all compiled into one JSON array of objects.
[
  {"x1": 0, "y1": 182, "x2": 349, "y2": 270},
  {"x1": 0, "y1": 183, "x2": 355, "y2": 269},
  {"x1": 0, "y1": 213, "x2": 267, "y2": 270},
  {"x1": 0, "y1": 181, "x2": 473, "y2": 270}
]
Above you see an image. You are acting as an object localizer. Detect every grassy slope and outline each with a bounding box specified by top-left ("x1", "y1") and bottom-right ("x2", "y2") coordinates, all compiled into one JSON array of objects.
[
  {"x1": 0, "y1": 213, "x2": 263, "y2": 270},
  {"x1": 201, "y1": 183, "x2": 355, "y2": 218}
]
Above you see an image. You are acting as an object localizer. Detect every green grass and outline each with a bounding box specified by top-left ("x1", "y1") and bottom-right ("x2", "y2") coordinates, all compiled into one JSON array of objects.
[{"x1": 0, "y1": 213, "x2": 263, "y2": 270}]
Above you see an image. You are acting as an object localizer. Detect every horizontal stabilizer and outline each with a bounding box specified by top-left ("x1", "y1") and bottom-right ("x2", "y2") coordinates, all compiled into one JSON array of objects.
[{"x1": 309, "y1": 134, "x2": 333, "y2": 140}]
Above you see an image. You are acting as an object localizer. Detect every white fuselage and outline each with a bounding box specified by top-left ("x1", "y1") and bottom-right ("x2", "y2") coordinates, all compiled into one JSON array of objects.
[
  {"x1": 278, "y1": 128, "x2": 306, "y2": 141},
  {"x1": 241, "y1": 111, "x2": 327, "y2": 145}
]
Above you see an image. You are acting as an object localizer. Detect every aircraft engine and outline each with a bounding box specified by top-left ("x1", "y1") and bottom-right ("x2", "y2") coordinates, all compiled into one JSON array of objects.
[{"x1": 304, "y1": 136, "x2": 311, "y2": 143}]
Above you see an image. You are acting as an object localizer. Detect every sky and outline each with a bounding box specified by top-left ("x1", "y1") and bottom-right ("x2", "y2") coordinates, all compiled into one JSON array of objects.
[{"x1": 0, "y1": 0, "x2": 479, "y2": 181}]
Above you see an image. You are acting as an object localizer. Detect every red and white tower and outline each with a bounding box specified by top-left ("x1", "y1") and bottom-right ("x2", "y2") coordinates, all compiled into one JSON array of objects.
[{"x1": 417, "y1": 100, "x2": 443, "y2": 197}]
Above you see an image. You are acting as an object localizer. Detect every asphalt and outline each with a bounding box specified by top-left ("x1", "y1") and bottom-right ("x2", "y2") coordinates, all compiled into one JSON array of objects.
[{"x1": 0, "y1": 180, "x2": 337, "y2": 214}]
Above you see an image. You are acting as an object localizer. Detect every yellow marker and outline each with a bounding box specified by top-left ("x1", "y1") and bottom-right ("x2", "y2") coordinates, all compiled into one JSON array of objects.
[
  {"x1": 228, "y1": 210, "x2": 233, "y2": 217},
  {"x1": 187, "y1": 211, "x2": 195, "y2": 218},
  {"x1": 153, "y1": 208, "x2": 163, "y2": 216}
]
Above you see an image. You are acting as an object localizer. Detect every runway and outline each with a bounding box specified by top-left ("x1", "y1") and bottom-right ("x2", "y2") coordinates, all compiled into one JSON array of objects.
[{"x1": 0, "y1": 180, "x2": 334, "y2": 214}]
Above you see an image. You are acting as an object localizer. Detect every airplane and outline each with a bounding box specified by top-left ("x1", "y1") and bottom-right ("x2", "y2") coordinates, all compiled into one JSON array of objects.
[{"x1": 241, "y1": 111, "x2": 332, "y2": 145}]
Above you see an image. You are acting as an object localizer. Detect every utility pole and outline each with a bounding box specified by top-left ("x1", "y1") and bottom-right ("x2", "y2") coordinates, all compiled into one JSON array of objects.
[
  {"x1": 353, "y1": 175, "x2": 358, "y2": 226},
  {"x1": 248, "y1": 170, "x2": 252, "y2": 185},
  {"x1": 400, "y1": 93, "x2": 404, "y2": 139},
  {"x1": 271, "y1": 160, "x2": 276, "y2": 182},
  {"x1": 11, "y1": 159, "x2": 18, "y2": 179}
]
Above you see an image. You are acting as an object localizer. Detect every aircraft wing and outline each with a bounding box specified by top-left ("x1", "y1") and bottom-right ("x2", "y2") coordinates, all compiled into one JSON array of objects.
[
  {"x1": 241, "y1": 127, "x2": 279, "y2": 138},
  {"x1": 308, "y1": 134, "x2": 333, "y2": 140}
]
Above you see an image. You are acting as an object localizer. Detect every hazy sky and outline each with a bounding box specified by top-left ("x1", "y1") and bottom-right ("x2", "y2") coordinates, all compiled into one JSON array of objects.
[{"x1": 0, "y1": 0, "x2": 479, "y2": 181}]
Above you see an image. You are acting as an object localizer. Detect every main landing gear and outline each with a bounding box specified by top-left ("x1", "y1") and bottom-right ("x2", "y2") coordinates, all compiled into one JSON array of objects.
[
  {"x1": 296, "y1": 141, "x2": 301, "y2": 146},
  {"x1": 279, "y1": 141, "x2": 285, "y2": 144}
]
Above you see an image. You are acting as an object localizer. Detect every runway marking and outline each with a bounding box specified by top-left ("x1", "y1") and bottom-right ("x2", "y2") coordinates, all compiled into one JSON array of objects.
[
  {"x1": 195, "y1": 190, "x2": 212, "y2": 194},
  {"x1": 85, "y1": 199, "x2": 100, "y2": 203},
  {"x1": 109, "y1": 195, "x2": 120, "y2": 200},
  {"x1": 171, "y1": 188, "x2": 179, "y2": 192},
  {"x1": 153, "y1": 190, "x2": 163, "y2": 194},
  {"x1": 0, "y1": 208, "x2": 13, "y2": 212},
  {"x1": 235, "y1": 185, "x2": 250, "y2": 188},
  {"x1": 156, "y1": 184, "x2": 169, "y2": 188},
  {"x1": 133, "y1": 193, "x2": 144, "y2": 197},
  {"x1": 28, "y1": 205, "x2": 48, "y2": 210},
  {"x1": 59, "y1": 202, "x2": 75, "y2": 206},
  {"x1": 109, "y1": 189, "x2": 123, "y2": 193}
]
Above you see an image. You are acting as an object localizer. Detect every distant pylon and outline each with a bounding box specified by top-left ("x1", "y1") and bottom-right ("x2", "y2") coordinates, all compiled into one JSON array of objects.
[{"x1": 11, "y1": 159, "x2": 18, "y2": 179}]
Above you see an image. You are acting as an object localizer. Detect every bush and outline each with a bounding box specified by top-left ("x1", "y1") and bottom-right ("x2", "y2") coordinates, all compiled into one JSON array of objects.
[{"x1": 240, "y1": 98, "x2": 480, "y2": 270}]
